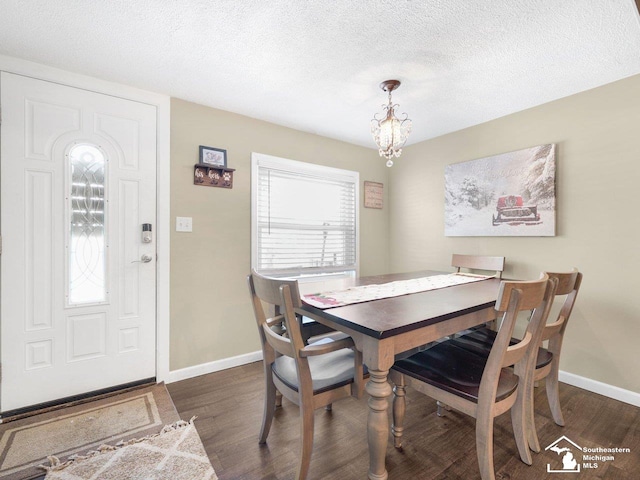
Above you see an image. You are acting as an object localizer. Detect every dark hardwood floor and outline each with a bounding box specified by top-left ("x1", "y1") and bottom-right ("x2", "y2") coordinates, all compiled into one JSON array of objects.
[{"x1": 167, "y1": 362, "x2": 640, "y2": 479}]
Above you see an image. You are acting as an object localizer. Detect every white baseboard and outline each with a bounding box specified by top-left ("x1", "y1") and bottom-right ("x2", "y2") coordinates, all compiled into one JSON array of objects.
[
  {"x1": 559, "y1": 370, "x2": 640, "y2": 408},
  {"x1": 166, "y1": 350, "x2": 263, "y2": 384}
]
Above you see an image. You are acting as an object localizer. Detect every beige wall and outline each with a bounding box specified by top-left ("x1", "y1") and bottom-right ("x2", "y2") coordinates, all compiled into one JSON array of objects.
[
  {"x1": 171, "y1": 75, "x2": 640, "y2": 393},
  {"x1": 389, "y1": 74, "x2": 640, "y2": 393},
  {"x1": 170, "y1": 99, "x2": 390, "y2": 370}
]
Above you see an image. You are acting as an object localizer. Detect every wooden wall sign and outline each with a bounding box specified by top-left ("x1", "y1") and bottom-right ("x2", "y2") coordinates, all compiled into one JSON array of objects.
[{"x1": 364, "y1": 181, "x2": 383, "y2": 209}]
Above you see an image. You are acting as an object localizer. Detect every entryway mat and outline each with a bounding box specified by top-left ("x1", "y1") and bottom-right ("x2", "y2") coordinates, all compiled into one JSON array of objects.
[{"x1": 0, "y1": 383, "x2": 179, "y2": 480}]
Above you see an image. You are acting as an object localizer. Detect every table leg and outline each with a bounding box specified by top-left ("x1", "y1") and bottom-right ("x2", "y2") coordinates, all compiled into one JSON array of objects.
[{"x1": 366, "y1": 368, "x2": 393, "y2": 480}]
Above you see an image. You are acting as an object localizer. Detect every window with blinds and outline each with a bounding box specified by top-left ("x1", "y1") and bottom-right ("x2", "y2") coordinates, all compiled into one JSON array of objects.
[{"x1": 251, "y1": 153, "x2": 359, "y2": 277}]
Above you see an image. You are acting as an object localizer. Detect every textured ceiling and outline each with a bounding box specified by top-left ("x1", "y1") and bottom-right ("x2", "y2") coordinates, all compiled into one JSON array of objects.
[{"x1": 1, "y1": 1, "x2": 640, "y2": 148}]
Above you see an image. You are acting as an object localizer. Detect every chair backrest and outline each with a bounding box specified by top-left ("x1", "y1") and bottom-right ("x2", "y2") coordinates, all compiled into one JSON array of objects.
[
  {"x1": 541, "y1": 269, "x2": 582, "y2": 342},
  {"x1": 479, "y1": 274, "x2": 555, "y2": 399},
  {"x1": 452, "y1": 254, "x2": 505, "y2": 278},
  {"x1": 247, "y1": 270, "x2": 305, "y2": 363}
]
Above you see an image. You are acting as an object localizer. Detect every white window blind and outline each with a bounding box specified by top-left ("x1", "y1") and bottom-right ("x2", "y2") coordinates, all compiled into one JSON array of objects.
[{"x1": 251, "y1": 153, "x2": 359, "y2": 277}]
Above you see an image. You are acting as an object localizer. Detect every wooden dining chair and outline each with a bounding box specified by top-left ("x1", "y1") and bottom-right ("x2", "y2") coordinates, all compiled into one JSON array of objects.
[
  {"x1": 389, "y1": 274, "x2": 555, "y2": 480},
  {"x1": 248, "y1": 269, "x2": 365, "y2": 480},
  {"x1": 452, "y1": 254, "x2": 506, "y2": 278},
  {"x1": 450, "y1": 254, "x2": 506, "y2": 337},
  {"x1": 452, "y1": 269, "x2": 582, "y2": 453}
]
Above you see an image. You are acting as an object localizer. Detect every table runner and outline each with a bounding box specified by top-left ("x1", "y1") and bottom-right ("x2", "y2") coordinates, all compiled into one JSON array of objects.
[{"x1": 301, "y1": 273, "x2": 491, "y2": 309}]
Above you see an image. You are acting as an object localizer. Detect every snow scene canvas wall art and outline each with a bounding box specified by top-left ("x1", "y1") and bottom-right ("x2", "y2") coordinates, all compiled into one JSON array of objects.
[{"x1": 445, "y1": 144, "x2": 556, "y2": 236}]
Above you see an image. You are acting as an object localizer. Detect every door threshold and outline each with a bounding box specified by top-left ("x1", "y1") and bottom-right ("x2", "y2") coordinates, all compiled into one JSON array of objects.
[{"x1": 0, "y1": 377, "x2": 156, "y2": 424}]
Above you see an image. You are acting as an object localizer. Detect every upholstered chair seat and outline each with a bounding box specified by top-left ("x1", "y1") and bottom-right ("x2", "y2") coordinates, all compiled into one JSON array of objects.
[
  {"x1": 393, "y1": 342, "x2": 519, "y2": 404},
  {"x1": 273, "y1": 344, "x2": 357, "y2": 394},
  {"x1": 453, "y1": 328, "x2": 553, "y2": 371}
]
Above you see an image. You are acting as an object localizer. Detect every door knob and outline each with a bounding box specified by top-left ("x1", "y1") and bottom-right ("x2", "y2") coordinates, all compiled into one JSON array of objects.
[{"x1": 131, "y1": 254, "x2": 153, "y2": 264}]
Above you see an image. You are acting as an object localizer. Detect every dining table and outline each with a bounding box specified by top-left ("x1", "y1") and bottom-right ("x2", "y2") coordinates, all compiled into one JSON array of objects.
[{"x1": 296, "y1": 270, "x2": 502, "y2": 480}]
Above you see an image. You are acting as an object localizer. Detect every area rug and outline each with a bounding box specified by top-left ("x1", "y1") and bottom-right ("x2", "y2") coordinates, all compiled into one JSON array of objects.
[
  {"x1": 41, "y1": 418, "x2": 217, "y2": 480},
  {"x1": 0, "y1": 383, "x2": 179, "y2": 480}
]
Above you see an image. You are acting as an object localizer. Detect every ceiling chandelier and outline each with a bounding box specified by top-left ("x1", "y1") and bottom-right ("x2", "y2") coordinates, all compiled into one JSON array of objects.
[{"x1": 370, "y1": 79, "x2": 412, "y2": 167}]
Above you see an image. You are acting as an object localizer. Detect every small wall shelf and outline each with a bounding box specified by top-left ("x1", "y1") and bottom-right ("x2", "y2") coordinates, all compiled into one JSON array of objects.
[{"x1": 194, "y1": 164, "x2": 235, "y2": 189}]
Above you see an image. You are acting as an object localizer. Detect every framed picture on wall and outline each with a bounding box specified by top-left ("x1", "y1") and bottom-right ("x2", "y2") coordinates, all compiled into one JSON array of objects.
[
  {"x1": 199, "y1": 145, "x2": 227, "y2": 167},
  {"x1": 445, "y1": 144, "x2": 556, "y2": 237}
]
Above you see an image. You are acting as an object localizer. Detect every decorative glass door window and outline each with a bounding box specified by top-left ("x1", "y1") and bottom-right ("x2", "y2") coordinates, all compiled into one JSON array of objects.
[{"x1": 67, "y1": 144, "x2": 107, "y2": 305}]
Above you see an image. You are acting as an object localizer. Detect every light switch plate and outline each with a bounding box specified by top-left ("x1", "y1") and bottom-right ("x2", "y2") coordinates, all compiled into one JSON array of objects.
[{"x1": 176, "y1": 216, "x2": 193, "y2": 232}]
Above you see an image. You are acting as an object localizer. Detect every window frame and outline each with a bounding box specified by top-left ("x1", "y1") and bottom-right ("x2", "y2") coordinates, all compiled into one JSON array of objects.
[{"x1": 251, "y1": 152, "x2": 360, "y2": 280}]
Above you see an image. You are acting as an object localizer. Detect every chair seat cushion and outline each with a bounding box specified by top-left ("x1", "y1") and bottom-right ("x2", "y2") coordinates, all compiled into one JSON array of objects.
[
  {"x1": 455, "y1": 327, "x2": 553, "y2": 369},
  {"x1": 392, "y1": 340, "x2": 519, "y2": 403},
  {"x1": 301, "y1": 315, "x2": 336, "y2": 340},
  {"x1": 273, "y1": 346, "x2": 355, "y2": 395}
]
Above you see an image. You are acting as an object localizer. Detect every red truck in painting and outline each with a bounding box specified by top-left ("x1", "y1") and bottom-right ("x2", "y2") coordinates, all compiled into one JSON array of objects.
[{"x1": 492, "y1": 195, "x2": 541, "y2": 226}]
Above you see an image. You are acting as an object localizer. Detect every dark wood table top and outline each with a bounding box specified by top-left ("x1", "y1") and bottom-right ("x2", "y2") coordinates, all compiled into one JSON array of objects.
[{"x1": 298, "y1": 270, "x2": 502, "y2": 339}]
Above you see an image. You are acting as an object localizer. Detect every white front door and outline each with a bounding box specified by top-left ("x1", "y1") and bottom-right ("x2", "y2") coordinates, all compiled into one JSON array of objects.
[{"x1": 0, "y1": 72, "x2": 157, "y2": 412}]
